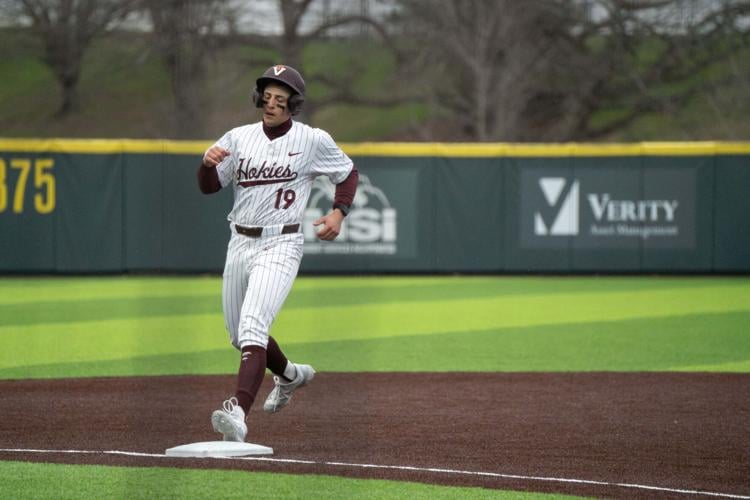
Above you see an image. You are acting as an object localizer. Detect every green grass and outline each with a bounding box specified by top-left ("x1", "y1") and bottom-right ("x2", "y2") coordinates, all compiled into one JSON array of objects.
[
  {"x1": 1, "y1": 275, "x2": 748, "y2": 379},
  {"x1": 1, "y1": 275, "x2": 748, "y2": 499},
  {"x1": 315, "y1": 103, "x2": 429, "y2": 142},
  {"x1": 0, "y1": 461, "x2": 577, "y2": 500},
  {"x1": 0, "y1": 29, "x2": 175, "y2": 138}
]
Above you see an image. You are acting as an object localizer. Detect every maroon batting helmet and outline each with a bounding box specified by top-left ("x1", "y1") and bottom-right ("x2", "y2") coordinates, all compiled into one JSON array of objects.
[{"x1": 253, "y1": 65, "x2": 306, "y2": 115}]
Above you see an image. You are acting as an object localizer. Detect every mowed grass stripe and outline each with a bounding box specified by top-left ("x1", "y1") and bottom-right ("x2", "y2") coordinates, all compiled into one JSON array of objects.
[
  {"x1": 0, "y1": 294, "x2": 221, "y2": 326},
  {"x1": 5, "y1": 277, "x2": 726, "y2": 326},
  {"x1": 0, "y1": 276, "x2": 495, "y2": 304},
  {"x1": 290, "y1": 310, "x2": 750, "y2": 373},
  {"x1": 275, "y1": 284, "x2": 750, "y2": 343},
  {"x1": 3, "y1": 311, "x2": 748, "y2": 378},
  {"x1": 0, "y1": 314, "x2": 226, "y2": 368},
  {"x1": 1, "y1": 277, "x2": 748, "y2": 378},
  {"x1": 0, "y1": 276, "x2": 221, "y2": 304},
  {"x1": 0, "y1": 460, "x2": 574, "y2": 500},
  {"x1": 1, "y1": 275, "x2": 744, "y2": 305},
  {"x1": 1, "y1": 284, "x2": 748, "y2": 369}
]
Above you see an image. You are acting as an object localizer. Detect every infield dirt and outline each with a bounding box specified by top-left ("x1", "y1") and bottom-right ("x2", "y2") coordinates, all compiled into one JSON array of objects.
[{"x1": 1, "y1": 373, "x2": 748, "y2": 498}]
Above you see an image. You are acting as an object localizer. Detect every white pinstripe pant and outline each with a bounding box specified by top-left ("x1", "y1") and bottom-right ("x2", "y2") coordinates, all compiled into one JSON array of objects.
[{"x1": 222, "y1": 228, "x2": 303, "y2": 350}]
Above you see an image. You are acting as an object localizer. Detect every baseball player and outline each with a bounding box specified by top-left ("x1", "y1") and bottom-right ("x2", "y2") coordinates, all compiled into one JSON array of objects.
[{"x1": 197, "y1": 64, "x2": 358, "y2": 442}]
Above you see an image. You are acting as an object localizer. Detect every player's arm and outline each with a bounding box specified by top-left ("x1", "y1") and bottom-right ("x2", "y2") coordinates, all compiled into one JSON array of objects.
[
  {"x1": 314, "y1": 166, "x2": 358, "y2": 241},
  {"x1": 197, "y1": 146, "x2": 230, "y2": 194}
]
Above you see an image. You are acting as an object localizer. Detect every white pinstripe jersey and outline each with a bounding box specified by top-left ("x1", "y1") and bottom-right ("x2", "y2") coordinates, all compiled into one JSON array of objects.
[{"x1": 213, "y1": 121, "x2": 353, "y2": 226}]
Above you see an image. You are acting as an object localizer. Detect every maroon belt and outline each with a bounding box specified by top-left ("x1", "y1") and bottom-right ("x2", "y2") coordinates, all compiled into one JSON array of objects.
[{"x1": 235, "y1": 223, "x2": 300, "y2": 238}]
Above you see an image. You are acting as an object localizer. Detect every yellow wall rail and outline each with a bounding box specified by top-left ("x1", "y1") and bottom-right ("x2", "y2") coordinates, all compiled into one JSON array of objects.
[{"x1": 2, "y1": 138, "x2": 750, "y2": 157}]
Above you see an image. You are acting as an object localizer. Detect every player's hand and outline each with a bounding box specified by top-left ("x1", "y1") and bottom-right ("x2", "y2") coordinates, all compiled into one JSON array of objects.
[
  {"x1": 313, "y1": 210, "x2": 345, "y2": 241},
  {"x1": 202, "y1": 146, "x2": 230, "y2": 167}
]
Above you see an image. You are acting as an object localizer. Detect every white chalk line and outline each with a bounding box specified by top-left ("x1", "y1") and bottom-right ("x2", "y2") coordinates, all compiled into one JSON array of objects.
[{"x1": 0, "y1": 447, "x2": 748, "y2": 499}]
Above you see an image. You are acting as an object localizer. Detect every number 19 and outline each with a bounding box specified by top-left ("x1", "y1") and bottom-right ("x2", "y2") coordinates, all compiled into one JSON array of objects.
[{"x1": 274, "y1": 188, "x2": 296, "y2": 209}]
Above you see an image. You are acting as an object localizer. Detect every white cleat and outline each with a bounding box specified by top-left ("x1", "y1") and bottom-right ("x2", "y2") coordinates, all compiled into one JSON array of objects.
[
  {"x1": 263, "y1": 364, "x2": 315, "y2": 413},
  {"x1": 211, "y1": 397, "x2": 247, "y2": 442}
]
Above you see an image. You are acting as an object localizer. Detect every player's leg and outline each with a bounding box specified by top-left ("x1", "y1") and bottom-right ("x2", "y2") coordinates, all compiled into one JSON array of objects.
[
  {"x1": 231, "y1": 343, "x2": 267, "y2": 428},
  {"x1": 233, "y1": 234, "x2": 305, "y2": 417},
  {"x1": 236, "y1": 234, "x2": 303, "y2": 349},
  {"x1": 256, "y1": 236, "x2": 314, "y2": 413},
  {"x1": 263, "y1": 357, "x2": 315, "y2": 413},
  {"x1": 221, "y1": 233, "x2": 249, "y2": 350},
  {"x1": 265, "y1": 335, "x2": 315, "y2": 410},
  {"x1": 212, "y1": 234, "x2": 251, "y2": 441},
  {"x1": 267, "y1": 335, "x2": 297, "y2": 381}
]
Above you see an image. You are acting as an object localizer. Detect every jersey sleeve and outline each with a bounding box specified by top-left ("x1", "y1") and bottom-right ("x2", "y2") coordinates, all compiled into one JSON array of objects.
[
  {"x1": 213, "y1": 130, "x2": 237, "y2": 188},
  {"x1": 311, "y1": 129, "x2": 353, "y2": 185}
]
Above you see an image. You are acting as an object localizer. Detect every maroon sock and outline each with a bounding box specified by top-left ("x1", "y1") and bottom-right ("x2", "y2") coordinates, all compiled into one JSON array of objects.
[
  {"x1": 266, "y1": 336, "x2": 292, "y2": 381},
  {"x1": 235, "y1": 345, "x2": 267, "y2": 414}
]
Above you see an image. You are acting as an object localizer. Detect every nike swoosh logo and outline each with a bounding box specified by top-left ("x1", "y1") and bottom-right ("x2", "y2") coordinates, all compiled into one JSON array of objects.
[{"x1": 288, "y1": 152, "x2": 302, "y2": 157}]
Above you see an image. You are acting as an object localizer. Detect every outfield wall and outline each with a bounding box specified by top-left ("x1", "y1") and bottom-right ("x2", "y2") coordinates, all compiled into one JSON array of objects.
[{"x1": 1, "y1": 139, "x2": 749, "y2": 273}]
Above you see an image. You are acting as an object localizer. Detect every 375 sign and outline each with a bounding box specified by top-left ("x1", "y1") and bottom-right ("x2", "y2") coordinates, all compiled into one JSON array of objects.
[{"x1": 0, "y1": 157, "x2": 56, "y2": 215}]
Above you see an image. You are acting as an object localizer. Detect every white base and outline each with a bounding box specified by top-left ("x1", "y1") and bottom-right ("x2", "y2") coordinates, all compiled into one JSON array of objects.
[{"x1": 165, "y1": 441, "x2": 273, "y2": 458}]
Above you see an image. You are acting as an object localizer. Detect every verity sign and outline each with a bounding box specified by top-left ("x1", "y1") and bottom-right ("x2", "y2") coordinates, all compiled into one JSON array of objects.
[
  {"x1": 522, "y1": 168, "x2": 696, "y2": 249},
  {"x1": 534, "y1": 178, "x2": 580, "y2": 236}
]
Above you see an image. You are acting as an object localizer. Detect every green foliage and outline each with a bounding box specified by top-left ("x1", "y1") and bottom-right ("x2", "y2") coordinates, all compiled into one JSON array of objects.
[
  {"x1": 0, "y1": 29, "x2": 57, "y2": 132},
  {"x1": 316, "y1": 103, "x2": 428, "y2": 142},
  {"x1": 1, "y1": 25, "x2": 746, "y2": 141},
  {"x1": 0, "y1": 29, "x2": 174, "y2": 138},
  {"x1": 304, "y1": 39, "x2": 398, "y2": 97},
  {"x1": 586, "y1": 37, "x2": 750, "y2": 141}
]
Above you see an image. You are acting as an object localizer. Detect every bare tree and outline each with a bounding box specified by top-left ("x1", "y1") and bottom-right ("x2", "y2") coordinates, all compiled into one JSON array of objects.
[
  {"x1": 571, "y1": 0, "x2": 750, "y2": 140},
  {"x1": 395, "y1": 0, "x2": 750, "y2": 141},
  {"x1": 227, "y1": 0, "x2": 403, "y2": 122},
  {"x1": 393, "y1": 0, "x2": 580, "y2": 141},
  {"x1": 146, "y1": 0, "x2": 235, "y2": 138},
  {"x1": 9, "y1": 0, "x2": 140, "y2": 116}
]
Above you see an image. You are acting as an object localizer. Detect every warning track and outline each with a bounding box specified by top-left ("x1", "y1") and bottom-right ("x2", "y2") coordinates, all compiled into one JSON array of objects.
[{"x1": 0, "y1": 373, "x2": 748, "y2": 499}]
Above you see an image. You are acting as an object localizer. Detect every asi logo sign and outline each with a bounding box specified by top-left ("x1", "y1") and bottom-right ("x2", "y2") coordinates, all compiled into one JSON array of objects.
[{"x1": 304, "y1": 174, "x2": 397, "y2": 254}]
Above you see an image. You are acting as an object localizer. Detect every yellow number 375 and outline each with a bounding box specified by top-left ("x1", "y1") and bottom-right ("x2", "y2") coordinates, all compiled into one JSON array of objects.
[{"x1": 0, "y1": 158, "x2": 56, "y2": 214}]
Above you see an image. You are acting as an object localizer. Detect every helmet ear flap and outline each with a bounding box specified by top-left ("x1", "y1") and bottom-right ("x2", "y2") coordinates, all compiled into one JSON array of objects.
[
  {"x1": 287, "y1": 94, "x2": 305, "y2": 115},
  {"x1": 253, "y1": 87, "x2": 304, "y2": 115},
  {"x1": 252, "y1": 86, "x2": 264, "y2": 108}
]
